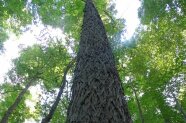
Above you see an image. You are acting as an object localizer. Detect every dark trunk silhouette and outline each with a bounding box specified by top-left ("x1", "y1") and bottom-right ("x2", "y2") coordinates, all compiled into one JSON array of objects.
[
  {"x1": 134, "y1": 90, "x2": 144, "y2": 123},
  {"x1": 41, "y1": 59, "x2": 75, "y2": 123},
  {"x1": 131, "y1": 84, "x2": 144, "y2": 123},
  {"x1": 172, "y1": 92, "x2": 186, "y2": 122},
  {"x1": 0, "y1": 80, "x2": 33, "y2": 123},
  {"x1": 67, "y1": 0, "x2": 132, "y2": 122}
]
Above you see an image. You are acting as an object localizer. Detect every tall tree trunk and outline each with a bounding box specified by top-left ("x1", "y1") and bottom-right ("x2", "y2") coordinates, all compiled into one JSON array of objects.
[
  {"x1": 67, "y1": 0, "x2": 132, "y2": 122},
  {"x1": 41, "y1": 59, "x2": 75, "y2": 123},
  {"x1": 0, "y1": 80, "x2": 33, "y2": 123}
]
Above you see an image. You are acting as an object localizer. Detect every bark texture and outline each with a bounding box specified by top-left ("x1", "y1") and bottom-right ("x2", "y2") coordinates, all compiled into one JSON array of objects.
[
  {"x1": 67, "y1": 0, "x2": 132, "y2": 122},
  {"x1": 0, "y1": 80, "x2": 32, "y2": 123}
]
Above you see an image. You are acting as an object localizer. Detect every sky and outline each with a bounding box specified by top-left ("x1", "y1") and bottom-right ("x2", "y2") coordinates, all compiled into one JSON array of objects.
[
  {"x1": 0, "y1": 0, "x2": 141, "y2": 122},
  {"x1": 115, "y1": 0, "x2": 141, "y2": 39},
  {"x1": 0, "y1": 0, "x2": 141, "y2": 83},
  {"x1": 0, "y1": 0, "x2": 141, "y2": 82}
]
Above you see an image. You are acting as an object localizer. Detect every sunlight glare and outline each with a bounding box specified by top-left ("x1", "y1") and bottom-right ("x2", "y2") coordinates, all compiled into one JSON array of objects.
[{"x1": 115, "y1": 0, "x2": 141, "y2": 39}]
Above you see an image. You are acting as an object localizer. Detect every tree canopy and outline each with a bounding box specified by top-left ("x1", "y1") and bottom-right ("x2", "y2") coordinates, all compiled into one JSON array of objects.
[{"x1": 0, "y1": 0, "x2": 186, "y2": 123}]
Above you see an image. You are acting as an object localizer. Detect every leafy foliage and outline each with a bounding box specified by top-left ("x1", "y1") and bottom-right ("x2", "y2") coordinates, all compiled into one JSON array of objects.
[
  {"x1": 1, "y1": 0, "x2": 186, "y2": 122},
  {"x1": 0, "y1": 83, "x2": 32, "y2": 122},
  {"x1": 119, "y1": 0, "x2": 186, "y2": 122}
]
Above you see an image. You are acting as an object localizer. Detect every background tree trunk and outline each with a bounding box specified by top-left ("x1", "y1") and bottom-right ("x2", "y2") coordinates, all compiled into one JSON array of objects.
[
  {"x1": 67, "y1": 0, "x2": 132, "y2": 122},
  {"x1": 41, "y1": 59, "x2": 75, "y2": 123},
  {"x1": 0, "y1": 80, "x2": 33, "y2": 123},
  {"x1": 131, "y1": 86, "x2": 144, "y2": 123},
  {"x1": 172, "y1": 92, "x2": 186, "y2": 122}
]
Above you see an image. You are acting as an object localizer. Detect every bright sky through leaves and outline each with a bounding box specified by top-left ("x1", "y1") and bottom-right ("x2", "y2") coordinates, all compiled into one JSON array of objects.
[
  {"x1": 0, "y1": 0, "x2": 141, "y2": 83},
  {"x1": 1, "y1": 0, "x2": 186, "y2": 122},
  {"x1": 115, "y1": 0, "x2": 140, "y2": 39}
]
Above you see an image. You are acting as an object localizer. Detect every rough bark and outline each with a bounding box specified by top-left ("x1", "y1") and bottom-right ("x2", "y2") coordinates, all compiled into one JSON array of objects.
[
  {"x1": 0, "y1": 80, "x2": 33, "y2": 123},
  {"x1": 41, "y1": 59, "x2": 75, "y2": 123},
  {"x1": 67, "y1": 0, "x2": 132, "y2": 122}
]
